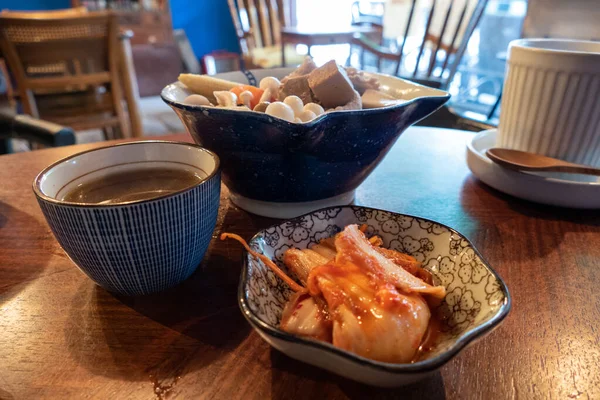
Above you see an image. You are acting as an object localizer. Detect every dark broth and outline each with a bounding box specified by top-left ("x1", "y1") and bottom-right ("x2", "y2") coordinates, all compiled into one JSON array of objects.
[{"x1": 62, "y1": 167, "x2": 205, "y2": 204}]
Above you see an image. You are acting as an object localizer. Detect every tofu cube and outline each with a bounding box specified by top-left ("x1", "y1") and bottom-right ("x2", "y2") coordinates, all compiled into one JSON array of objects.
[
  {"x1": 307, "y1": 60, "x2": 356, "y2": 109},
  {"x1": 278, "y1": 75, "x2": 314, "y2": 104}
]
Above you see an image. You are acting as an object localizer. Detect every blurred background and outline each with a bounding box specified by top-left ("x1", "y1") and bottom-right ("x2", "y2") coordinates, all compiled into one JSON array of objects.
[{"x1": 1, "y1": 0, "x2": 596, "y2": 153}]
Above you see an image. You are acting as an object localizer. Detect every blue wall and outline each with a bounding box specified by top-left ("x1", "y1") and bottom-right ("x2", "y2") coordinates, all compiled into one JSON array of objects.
[
  {"x1": 0, "y1": 0, "x2": 240, "y2": 58},
  {"x1": 0, "y1": 0, "x2": 69, "y2": 9},
  {"x1": 171, "y1": 0, "x2": 240, "y2": 58}
]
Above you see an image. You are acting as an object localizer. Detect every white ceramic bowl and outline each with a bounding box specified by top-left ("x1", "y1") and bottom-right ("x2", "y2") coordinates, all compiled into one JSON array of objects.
[
  {"x1": 498, "y1": 39, "x2": 600, "y2": 167},
  {"x1": 238, "y1": 206, "x2": 511, "y2": 387}
]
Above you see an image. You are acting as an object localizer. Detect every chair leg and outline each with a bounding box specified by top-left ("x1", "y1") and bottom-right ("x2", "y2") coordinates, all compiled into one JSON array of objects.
[
  {"x1": 110, "y1": 126, "x2": 121, "y2": 140},
  {"x1": 359, "y1": 47, "x2": 365, "y2": 70},
  {"x1": 118, "y1": 36, "x2": 143, "y2": 138},
  {"x1": 346, "y1": 44, "x2": 353, "y2": 67},
  {"x1": 0, "y1": 139, "x2": 8, "y2": 154},
  {"x1": 488, "y1": 91, "x2": 502, "y2": 120},
  {"x1": 102, "y1": 126, "x2": 113, "y2": 141},
  {"x1": 109, "y1": 65, "x2": 131, "y2": 138}
]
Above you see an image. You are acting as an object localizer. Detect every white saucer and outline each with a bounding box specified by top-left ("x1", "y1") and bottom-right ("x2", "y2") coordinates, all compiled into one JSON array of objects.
[{"x1": 466, "y1": 129, "x2": 600, "y2": 209}]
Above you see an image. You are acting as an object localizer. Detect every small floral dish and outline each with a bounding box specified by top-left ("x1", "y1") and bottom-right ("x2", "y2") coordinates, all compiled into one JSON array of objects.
[
  {"x1": 238, "y1": 206, "x2": 510, "y2": 387},
  {"x1": 162, "y1": 68, "x2": 449, "y2": 219}
]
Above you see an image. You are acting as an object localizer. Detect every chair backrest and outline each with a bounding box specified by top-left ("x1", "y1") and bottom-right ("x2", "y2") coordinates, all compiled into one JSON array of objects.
[
  {"x1": 0, "y1": 6, "x2": 88, "y2": 18},
  {"x1": 174, "y1": 29, "x2": 201, "y2": 74},
  {"x1": 202, "y1": 51, "x2": 242, "y2": 75},
  {"x1": 0, "y1": 11, "x2": 120, "y2": 117},
  {"x1": 227, "y1": 0, "x2": 291, "y2": 55},
  {"x1": 384, "y1": 0, "x2": 488, "y2": 87},
  {"x1": 522, "y1": 0, "x2": 600, "y2": 41}
]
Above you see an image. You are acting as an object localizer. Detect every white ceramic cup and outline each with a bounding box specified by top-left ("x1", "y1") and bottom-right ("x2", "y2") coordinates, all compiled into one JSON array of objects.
[{"x1": 498, "y1": 39, "x2": 600, "y2": 167}]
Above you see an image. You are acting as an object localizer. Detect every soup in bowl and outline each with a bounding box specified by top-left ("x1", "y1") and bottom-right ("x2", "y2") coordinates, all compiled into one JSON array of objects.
[{"x1": 33, "y1": 141, "x2": 221, "y2": 295}]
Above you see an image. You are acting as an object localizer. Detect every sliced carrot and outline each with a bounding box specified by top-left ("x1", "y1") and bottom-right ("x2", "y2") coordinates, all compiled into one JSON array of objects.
[
  {"x1": 220, "y1": 233, "x2": 306, "y2": 293},
  {"x1": 369, "y1": 236, "x2": 383, "y2": 247},
  {"x1": 229, "y1": 85, "x2": 265, "y2": 109}
]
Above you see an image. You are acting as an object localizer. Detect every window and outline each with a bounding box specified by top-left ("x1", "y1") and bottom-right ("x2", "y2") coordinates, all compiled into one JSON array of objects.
[
  {"x1": 294, "y1": 0, "x2": 527, "y2": 123},
  {"x1": 448, "y1": 0, "x2": 525, "y2": 123}
]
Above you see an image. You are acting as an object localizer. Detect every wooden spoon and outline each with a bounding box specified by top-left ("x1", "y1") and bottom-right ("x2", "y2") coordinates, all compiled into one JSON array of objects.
[{"x1": 486, "y1": 148, "x2": 600, "y2": 176}]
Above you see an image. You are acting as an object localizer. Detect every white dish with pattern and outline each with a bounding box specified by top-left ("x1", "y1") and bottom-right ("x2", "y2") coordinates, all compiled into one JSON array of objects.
[{"x1": 238, "y1": 206, "x2": 511, "y2": 387}]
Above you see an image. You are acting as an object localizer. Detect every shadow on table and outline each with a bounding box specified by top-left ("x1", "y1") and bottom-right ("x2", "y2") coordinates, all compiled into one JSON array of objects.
[
  {"x1": 0, "y1": 387, "x2": 15, "y2": 400},
  {"x1": 63, "y1": 203, "x2": 264, "y2": 383},
  {"x1": 64, "y1": 276, "x2": 249, "y2": 385},
  {"x1": 269, "y1": 350, "x2": 446, "y2": 400},
  {"x1": 459, "y1": 175, "x2": 600, "y2": 267},
  {"x1": 462, "y1": 175, "x2": 600, "y2": 227},
  {"x1": 0, "y1": 201, "x2": 50, "y2": 305}
]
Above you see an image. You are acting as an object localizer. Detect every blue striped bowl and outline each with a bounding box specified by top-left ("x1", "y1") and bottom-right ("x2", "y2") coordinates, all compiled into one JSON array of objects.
[{"x1": 33, "y1": 141, "x2": 221, "y2": 295}]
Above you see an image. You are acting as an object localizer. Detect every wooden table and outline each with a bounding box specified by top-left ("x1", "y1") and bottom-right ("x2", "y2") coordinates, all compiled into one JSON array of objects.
[
  {"x1": 1, "y1": 127, "x2": 599, "y2": 399},
  {"x1": 280, "y1": 25, "x2": 380, "y2": 67}
]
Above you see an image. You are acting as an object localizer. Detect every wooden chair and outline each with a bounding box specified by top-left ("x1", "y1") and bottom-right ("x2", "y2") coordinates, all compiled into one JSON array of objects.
[
  {"x1": 228, "y1": 0, "x2": 381, "y2": 68},
  {"x1": 228, "y1": 0, "x2": 305, "y2": 68},
  {"x1": 351, "y1": 0, "x2": 488, "y2": 90},
  {"x1": 0, "y1": 6, "x2": 88, "y2": 18},
  {"x1": 0, "y1": 7, "x2": 92, "y2": 96},
  {"x1": 351, "y1": 0, "x2": 490, "y2": 131},
  {"x1": 0, "y1": 10, "x2": 142, "y2": 139}
]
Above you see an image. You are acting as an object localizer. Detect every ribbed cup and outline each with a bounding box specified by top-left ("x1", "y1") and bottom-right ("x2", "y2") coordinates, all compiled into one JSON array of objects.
[{"x1": 498, "y1": 39, "x2": 600, "y2": 167}]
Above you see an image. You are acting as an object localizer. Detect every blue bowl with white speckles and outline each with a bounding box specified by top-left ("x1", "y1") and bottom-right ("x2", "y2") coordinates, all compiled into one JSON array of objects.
[{"x1": 162, "y1": 68, "x2": 449, "y2": 218}]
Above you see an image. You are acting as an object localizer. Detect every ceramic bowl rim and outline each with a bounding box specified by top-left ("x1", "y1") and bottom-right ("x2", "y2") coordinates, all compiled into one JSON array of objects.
[
  {"x1": 237, "y1": 205, "x2": 512, "y2": 374},
  {"x1": 160, "y1": 69, "x2": 450, "y2": 126},
  {"x1": 32, "y1": 140, "x2": 221, "y2": 208},
  {"x1": 510, "y1": 38, "x2": 600, "y2": 56}
]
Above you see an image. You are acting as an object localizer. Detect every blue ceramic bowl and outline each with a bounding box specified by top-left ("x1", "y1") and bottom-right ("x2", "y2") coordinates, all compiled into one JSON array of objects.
[
  {"x1": 162, "y1": 68, "x2": 449, "y2": 218},
  {"x1": 33, "y1": 141, "x2": 221, "y2": 296}
]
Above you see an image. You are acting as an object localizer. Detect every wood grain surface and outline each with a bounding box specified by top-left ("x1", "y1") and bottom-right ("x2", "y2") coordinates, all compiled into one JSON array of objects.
[{"x1": 1, "y1": 127, "x2": 599, "y2": 399}]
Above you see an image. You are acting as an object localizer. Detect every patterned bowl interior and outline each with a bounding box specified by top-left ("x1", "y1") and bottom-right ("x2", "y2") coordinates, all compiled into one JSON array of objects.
[{"x1": 242, "y1": 206, "x2": 510, "y2": 363}]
